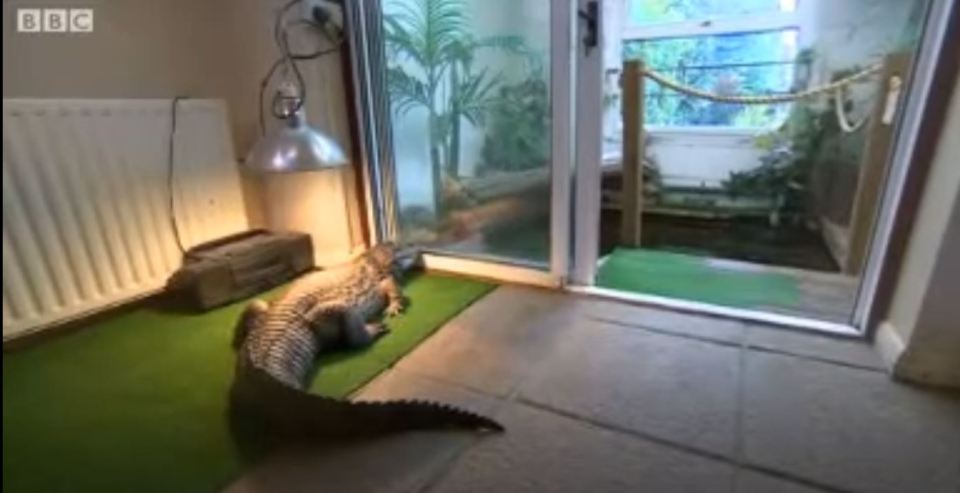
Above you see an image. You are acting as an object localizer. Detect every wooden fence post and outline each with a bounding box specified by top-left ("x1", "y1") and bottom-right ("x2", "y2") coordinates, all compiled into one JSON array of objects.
[{"x1": 621, "y1": 60, "x2": 645, "y2": 247}]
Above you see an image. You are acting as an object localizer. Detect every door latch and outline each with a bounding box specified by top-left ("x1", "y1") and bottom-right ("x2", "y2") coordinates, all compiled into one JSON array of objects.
[{"x1": 578, "y1": 0, "x2": 599, "y2": 55}]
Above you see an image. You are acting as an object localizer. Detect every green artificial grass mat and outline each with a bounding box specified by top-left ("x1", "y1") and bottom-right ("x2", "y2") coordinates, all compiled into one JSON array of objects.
[
  {"x1": 597, "y1": 248, "x2": 801, "y2": 309},
  {"x1": 3, "y1": 272, "x2": 495, "y2": 493}
]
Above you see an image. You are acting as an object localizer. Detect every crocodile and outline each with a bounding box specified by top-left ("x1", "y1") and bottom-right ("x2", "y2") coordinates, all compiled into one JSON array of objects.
[{"x1": 229, "y1": 243, "x2": 503, "y2": 443}]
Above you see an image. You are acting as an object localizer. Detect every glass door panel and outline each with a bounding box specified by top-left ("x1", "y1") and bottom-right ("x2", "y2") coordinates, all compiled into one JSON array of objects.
[{"x1": 379, "y1": 0, "x2": 554, "y2": 265}]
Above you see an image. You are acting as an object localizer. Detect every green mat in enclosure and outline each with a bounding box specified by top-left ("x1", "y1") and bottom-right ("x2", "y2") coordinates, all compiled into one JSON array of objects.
[
  {"x1": 597, "y1": 248, "x2": 801, "y2": 309},
  {"x1": 3, "y1": 273, "x2": 495, "y2": 493}
]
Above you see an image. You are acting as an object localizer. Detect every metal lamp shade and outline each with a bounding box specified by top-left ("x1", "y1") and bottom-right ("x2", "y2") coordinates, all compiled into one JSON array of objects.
[{"x1": 245, "y1": 111, "x2": 348, "y2": 173}]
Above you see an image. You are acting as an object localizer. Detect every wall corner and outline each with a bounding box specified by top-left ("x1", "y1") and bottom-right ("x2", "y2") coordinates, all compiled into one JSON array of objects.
[{"x1": 874, "y1": 321, "x2": 907, "y2": 371}]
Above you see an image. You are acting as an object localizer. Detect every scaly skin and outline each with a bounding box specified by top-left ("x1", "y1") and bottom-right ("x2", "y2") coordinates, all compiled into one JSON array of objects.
[{"x1": 230, "y1": 243, "x2": 503, "y2": 439}]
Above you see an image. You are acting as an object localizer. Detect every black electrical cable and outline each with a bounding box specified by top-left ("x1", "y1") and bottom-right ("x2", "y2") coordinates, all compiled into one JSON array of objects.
[
  {"x1": 258, "y1": 0, "x2": 344, "y2": 136},
  {"x1": 275, "y1": 0, "x2": 307, "y2": 115},
  {"x1": 258, "y1": 45, "x2": 341, "y2": 136},
  {"x1": 170, "y1": 2, "x2": 344, "y2": 258},
  {"x1": 168, "y1": 96, "x2": 189, "y2": 258}
]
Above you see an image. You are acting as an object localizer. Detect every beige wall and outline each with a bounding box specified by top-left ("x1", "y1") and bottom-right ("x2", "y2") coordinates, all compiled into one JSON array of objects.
[
  {"x1": 3, "y1": 0, "x2": 366, "y2": 265},
  {"x1": 879, "y1": 74, "x2": 960, "y2": 388},
  {"x1": 3, "y1": 0, "x2": 233, "y2": 100},
  {"x1": 896, "y1": 192, "x2": 960, "y2": 386}
]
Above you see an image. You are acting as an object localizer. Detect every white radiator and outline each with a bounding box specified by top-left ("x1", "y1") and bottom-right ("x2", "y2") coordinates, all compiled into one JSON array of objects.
[{"x1": 2, "y1": 99, "x2": 249, "y2": 338}]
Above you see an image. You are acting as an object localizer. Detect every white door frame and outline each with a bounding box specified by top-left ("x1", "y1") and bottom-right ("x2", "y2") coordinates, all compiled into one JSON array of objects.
[
  {"x1": 566, "y1": 0, "x2": 956, "y2": 337},
  {"x1": 422, "y1": 0, "x2": 575, "y2": 288},
  {"x1": 852, "y1": 0, "x2": 958, "y2": 331},
  {"x1": 346, "y1": 0, "x2": 575, "y2": 287},
  {"x1": 570, "y1": 0, "x2": 604, "y2": 286},
  {"x1": 548, "y1": 0, "x2": 575, "y2": 285}
]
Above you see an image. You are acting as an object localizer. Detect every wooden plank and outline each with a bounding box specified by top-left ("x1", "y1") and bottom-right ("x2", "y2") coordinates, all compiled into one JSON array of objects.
[
  {"x1": 845, "y1": 52, "x2": 911, "y2": 275},
  {"x1": 459, "y1": 167, "x2": 550, "y2": 202},
  {"x1": 620, "y1": 60, "x2": 645, "y2": 247}
]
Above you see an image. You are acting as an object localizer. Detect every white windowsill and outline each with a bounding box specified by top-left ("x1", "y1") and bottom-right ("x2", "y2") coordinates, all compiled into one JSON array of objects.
[
  {"x1": 622, "y1": 12, "x2": 799, "y2": 41},
  {"x1": 646, "y1": 126, "x2": 770, "y2": 136}
]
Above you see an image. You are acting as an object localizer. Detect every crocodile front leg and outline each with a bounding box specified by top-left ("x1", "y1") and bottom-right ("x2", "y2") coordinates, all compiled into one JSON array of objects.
[{"x1": 380, "y1": 276, "x2": 407, "y2": 317}]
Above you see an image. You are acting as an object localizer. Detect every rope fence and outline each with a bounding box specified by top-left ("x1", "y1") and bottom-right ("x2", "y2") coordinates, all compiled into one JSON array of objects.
[
  {"x1": 637, "y1": 62, "x2": 883, "y2": 105},
  {"x1": 834, "y1": 83, "x2": 868, "y2": 133},
  {"x1": 618, "y1": 57, "x2": 897, "y2": 248}
]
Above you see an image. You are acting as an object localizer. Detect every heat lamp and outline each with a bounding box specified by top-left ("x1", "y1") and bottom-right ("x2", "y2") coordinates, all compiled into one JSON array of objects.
[{"x1": 244, "y1": 0, "x2": 348, "y2": 173}]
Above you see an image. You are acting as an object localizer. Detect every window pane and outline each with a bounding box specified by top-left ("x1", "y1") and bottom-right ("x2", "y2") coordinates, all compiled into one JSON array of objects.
[
  {"x1": 624, "y1": 30, "x2": 798, "y2": 127},
  {"x1": 628, "y1": 0, "x2": 790, "y2": 26}
]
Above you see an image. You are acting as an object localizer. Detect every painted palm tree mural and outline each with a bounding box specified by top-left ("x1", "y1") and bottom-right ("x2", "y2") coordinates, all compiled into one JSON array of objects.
[{"x1": 383, "y1": 0, "x2": 534, "y2": 214}]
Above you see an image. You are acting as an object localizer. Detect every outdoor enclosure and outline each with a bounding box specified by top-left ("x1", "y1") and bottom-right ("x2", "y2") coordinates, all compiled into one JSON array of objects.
[
  {"x1": 374, "y1": 0, "x2": 931, "y2": 323},
  {"x1": 596, "y1": 0, "x2": 929, "y2": 323}
]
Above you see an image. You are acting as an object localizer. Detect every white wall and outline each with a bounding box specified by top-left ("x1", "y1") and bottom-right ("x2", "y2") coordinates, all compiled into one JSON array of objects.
[
  {"x1": 896, "y1": 196, "x2": 960, "y2": 387},
  {"x1": 601, "y1": 125, "x2": 769, "y2": 190},
  {"x1": 645, "y1": 128, "x2": 765, "y2": 188}
]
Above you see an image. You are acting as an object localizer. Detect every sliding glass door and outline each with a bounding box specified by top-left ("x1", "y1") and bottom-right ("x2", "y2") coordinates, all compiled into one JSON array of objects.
[{"x1": 347, "y1": 0, "x2": 572, "y2": 281}]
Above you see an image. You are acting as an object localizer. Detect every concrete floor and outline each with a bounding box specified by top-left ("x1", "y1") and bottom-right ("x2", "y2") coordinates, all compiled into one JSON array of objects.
[{"x1": 225, "y1": 286, "x2": 960, "y2": 493}]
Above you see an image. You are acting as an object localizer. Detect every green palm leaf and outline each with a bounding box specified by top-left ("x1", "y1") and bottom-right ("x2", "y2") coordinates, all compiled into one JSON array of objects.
[
  {"x1": 387, "y1": 67, "x2": 430, "y2": 116},
  {"x1": 384, "y1": 0, "x2": 541, "y2": 181}
]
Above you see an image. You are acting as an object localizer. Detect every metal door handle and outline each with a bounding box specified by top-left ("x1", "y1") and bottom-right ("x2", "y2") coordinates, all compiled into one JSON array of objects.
[{"x1": 578, "y1": 0, "x2": 599, "y2": 55}]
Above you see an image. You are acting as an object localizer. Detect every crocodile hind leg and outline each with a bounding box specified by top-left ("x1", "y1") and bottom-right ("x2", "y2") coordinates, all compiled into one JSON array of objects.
[
  {"x1": 342, "y1": 308, "x2": 390, "y2": 348},
  {"x1": 233, "y1": 299, "x2": 269, "y2": 349}
]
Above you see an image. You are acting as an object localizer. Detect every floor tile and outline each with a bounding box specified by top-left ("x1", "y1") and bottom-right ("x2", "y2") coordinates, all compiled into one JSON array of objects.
[
  {"x1": 396, "y1": 285, "x2": 579, "y2": 397},
  {"x1": 754, "y1": 274, "x2": 857, "y2": 324},
  {"x1": 744, "y1": 324, "x2": 885, "y2": 370},
  {"x1": 742, "y1": 351, "x2": 960, "y2": 493},
  {"x1": 431, "y1": 403, "x2": 735, "y2": 493},
  {"x1": 355, "y1": 367, "x2": 504, "y2": 417},
  {"x1": 519, "y1": 319, "x2": 742, "y2": 457},
  {"x1": 576, "y1": 298, "x2": 746, "y2": 344},
  {"x1": 222, "y1": 432, "x2": 473, "y2": 493},
  {"x1": 224, "y1": 371, "x2": 502, "y2": 493},
  {"x1": 736, "y1": 470, "x2": 828, "y2": 493}
]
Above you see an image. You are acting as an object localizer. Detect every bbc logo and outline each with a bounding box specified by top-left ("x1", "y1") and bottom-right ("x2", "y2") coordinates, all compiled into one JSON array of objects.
[{"x1": 17, "y1": 8, "x2": 94, "y2": 33}]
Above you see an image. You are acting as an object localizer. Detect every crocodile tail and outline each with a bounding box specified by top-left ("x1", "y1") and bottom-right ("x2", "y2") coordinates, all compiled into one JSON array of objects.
[
  {"x1": 230, "y1": 365, "x2": 504, "y2": 439},
  {"x1": 319, "y1": 396, "x2": 505, "y2": 435},
  {"x1": 232, "y1": 300, "x2": 269, "y2": 349}
]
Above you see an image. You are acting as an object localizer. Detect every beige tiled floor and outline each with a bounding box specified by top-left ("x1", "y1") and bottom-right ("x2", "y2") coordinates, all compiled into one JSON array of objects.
[{"x1": 225, "y1": 285, "x2": 960, "y2": 493}]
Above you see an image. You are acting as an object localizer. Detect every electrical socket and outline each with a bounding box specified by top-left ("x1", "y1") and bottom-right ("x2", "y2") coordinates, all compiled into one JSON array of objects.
[{"x1": 300, "y1": 0, "x2": 343, "y2": 30}]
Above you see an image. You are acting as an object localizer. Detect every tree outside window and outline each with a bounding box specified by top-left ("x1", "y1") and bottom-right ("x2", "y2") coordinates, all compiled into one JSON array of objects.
[{"x1": 621, "y1": 0, "x2": 799, "y2": 129}]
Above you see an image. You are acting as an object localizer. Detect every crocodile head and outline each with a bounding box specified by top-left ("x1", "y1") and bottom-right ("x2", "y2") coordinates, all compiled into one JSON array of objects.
[{"x1": 367, "y1": 242, "x2": 422, "y2": 279}]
